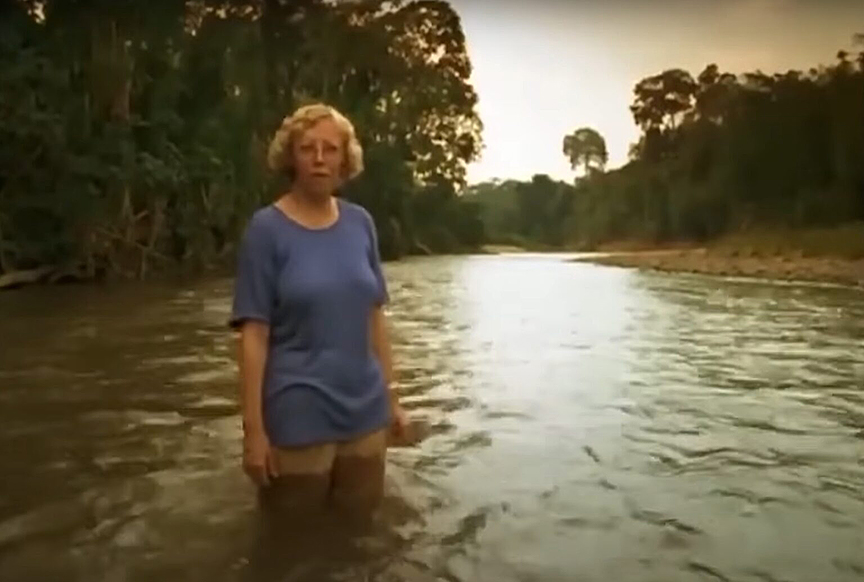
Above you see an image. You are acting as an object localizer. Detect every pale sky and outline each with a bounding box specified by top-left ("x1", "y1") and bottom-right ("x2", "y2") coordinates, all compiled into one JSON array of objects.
[{"x1": 450, "y1": 0, "x2": 863, "y2": 184}]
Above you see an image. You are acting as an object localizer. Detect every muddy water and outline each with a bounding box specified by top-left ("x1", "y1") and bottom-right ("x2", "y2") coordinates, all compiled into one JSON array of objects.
[{"x1": 0, "y1": 254, "x2": 862, "y2": 581}]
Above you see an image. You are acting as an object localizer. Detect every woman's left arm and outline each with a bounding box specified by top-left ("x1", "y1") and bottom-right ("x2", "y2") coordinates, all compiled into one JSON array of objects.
[
  {"x1": 370, "y1": 305, "x2": 395, "y2": 395},
  {"x1": 370, "y1": 306, "x2": 409, "y2": 438}
]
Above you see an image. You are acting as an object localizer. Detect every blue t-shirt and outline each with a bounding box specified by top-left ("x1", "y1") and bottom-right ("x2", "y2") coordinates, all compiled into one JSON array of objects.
[{"x1": 229, "y1": 198, "x2": 390, "y2": 447}]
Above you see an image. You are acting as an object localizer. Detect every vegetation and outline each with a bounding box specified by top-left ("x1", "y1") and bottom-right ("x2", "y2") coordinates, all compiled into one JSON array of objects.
[
  {"x1": 562, "y1": 127, "x2": 607, "y2": 177},
  {"x1": 4, "y1": 0, "x2": 860, "y2": 285},
  {"x1": 469, "y1": 39, "x2": 864, "y2": 253},
  {"x1": 0, "y1": 0, "x2": 486, "y2": 285},
  {"x1": 464, "y1": 176, "x2": 574, "y2": 249}
]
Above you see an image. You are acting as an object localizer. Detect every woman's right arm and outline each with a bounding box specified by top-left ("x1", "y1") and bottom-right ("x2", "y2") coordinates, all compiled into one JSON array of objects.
[
  {"x1": 230, "y1": 213, "x2": 278, "y2": 486},
  {"x1": 238, "y1": 320, "x2": 277, "y2": 486}
]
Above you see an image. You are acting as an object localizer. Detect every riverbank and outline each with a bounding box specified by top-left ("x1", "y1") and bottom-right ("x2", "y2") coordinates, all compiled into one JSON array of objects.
[
  {"x1": 570, "y1": 225, "x2": 864, "y2": 288},
  {"x1": 573, "y1": 249, "x2": 864, "y2": 287},
  {"x1": 0, "y1": 246, "x2": 488, "y2": 291}
]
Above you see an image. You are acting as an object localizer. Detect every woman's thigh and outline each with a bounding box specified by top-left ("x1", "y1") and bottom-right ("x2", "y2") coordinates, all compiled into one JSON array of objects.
[
  {"x1": 261, "y1": 442, "x2": 336, "y2": 518},
  {"x1": 329, "y1": 429, "x2": 387, "y2": 517}
]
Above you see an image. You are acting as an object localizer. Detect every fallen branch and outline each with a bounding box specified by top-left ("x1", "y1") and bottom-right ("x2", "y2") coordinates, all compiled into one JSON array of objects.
[{"x1": 0, "y1": 266, "x2": 55, "y2": 290}]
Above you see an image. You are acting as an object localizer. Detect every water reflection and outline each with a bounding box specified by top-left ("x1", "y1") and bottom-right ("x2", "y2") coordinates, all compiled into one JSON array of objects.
[{"x1": 0, "y1": 256, "x2": 862, "y2": 581}]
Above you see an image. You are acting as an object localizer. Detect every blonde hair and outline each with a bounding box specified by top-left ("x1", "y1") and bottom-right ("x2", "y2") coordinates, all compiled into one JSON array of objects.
[{"x1": 267, "y1": 103, "x2": 364, "y2": 181}]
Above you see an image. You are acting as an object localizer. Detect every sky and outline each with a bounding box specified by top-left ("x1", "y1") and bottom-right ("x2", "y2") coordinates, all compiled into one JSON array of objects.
[{"x1": 448, "y1": 0, "x2": 864, "y2": 184}]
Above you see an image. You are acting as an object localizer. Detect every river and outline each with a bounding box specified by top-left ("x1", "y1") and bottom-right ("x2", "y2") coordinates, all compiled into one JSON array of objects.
[{"x1": 0, "y1": 254, "x2": 862, "y2": 581}]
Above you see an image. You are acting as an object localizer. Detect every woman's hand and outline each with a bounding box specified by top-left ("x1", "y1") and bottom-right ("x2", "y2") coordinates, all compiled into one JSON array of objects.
[
  {"x1": 243, "y1": 428, "x2": 277, "y2": 486},
  {"x1": 237, "y1": 322, "x2": 276, "y2": 487},
  {"x1": 389, "y1": 400, "x2": 412, "y2": 446}
]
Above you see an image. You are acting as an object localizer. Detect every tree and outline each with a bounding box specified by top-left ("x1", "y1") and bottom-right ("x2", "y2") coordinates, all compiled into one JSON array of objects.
[
  {"x1": 630, "y1": 68, "x2": 698, "y2": 132},
  {"x1": 0, "y1": 0, "x2": 487, "y2": 280},
  {"x1": 514, "y1": 174, "x2": 574, "y2": 245},
  {"x1": 562, "y1": 127, "x2": 608, "y2": 177},
  {"x1": 694, "y1": 63, "x2": 739, "y2": 124},
  {"x1": 573, "y1": 48, "x2": 864, "y2": 247},
  {"x1": 629, "y1": 68, "x2": 697, "y2": 160},
  {"x1": 372, "y1": 0, "x2": 483, "y2": 188}
]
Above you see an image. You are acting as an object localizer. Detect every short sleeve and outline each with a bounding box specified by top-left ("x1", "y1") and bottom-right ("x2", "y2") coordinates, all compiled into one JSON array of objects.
[
  {"x1": 228, "y1": 214, "x2": 276, "y2": 329},
  {"x1": 364, "y1": 211, "x2": 389, "y2": 306}
]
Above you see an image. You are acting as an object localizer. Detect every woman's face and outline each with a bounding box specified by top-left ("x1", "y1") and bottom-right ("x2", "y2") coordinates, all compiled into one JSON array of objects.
[{"x1": 291, "y1": 117, "x2": 345, "y2": 196}]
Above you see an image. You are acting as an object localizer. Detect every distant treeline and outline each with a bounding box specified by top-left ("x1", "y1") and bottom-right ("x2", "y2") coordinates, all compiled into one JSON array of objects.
[
  {"x1": 0, "y1": 0, "x2": 486, "y2": 283},
  {"x1": 468, "y1": 41, "x2": 864, "y2": 249}
]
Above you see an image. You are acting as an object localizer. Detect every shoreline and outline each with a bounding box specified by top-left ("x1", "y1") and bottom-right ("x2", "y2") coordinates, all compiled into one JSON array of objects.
[
  {"x1": 570, "y1": 248, "x2": 864, "y2": 289},
  {"x1": 4, "y1": 244, "x2": 862, "y2": 291}
]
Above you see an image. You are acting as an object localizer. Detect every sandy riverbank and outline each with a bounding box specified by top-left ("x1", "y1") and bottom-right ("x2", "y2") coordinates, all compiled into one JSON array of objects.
[
  {"x1": 571, "y1": 247, "x2": 864, "y2": 288},
  {"x1": 565, "y1": 224, "x2": 864, "y2": 287}
]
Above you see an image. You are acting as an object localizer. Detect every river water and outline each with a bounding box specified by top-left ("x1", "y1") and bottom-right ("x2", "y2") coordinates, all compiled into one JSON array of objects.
[{"x1": 0, "y1": 254, "x2": 862, "y2": 582}]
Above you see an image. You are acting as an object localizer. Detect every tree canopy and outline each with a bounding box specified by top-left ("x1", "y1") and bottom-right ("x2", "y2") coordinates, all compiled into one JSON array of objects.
[
  {"x1": 0, "y1": 0, "x2": 486, "y2": 281},
  {"x1": 470, "y1": 38, "x2": 864, "y2": 251},
  {"x1": 569, "y1": 45, "x2": 864, "y2": 246},
  {"x1": 562, "y1": 127, "x2": 607, "y2": 177}
]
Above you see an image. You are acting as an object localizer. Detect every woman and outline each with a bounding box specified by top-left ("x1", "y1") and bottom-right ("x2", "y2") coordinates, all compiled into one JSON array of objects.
[{"x1": 229, "y1": 103, "x2": 409, "y2": 519}]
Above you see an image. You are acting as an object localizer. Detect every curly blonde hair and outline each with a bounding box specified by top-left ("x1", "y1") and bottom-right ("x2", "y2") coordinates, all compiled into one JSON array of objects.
[{"x1": 267, "y1": 103, "x2": 364, "y2": 181}]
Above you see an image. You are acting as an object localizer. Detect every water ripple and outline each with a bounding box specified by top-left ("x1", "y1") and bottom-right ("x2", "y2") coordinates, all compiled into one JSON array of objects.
[{"x1": 0, "y1": 256, "x2": 862, "y2": 581}]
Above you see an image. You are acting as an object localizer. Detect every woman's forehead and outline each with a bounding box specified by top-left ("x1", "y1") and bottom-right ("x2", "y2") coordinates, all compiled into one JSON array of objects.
[{"x1": 298, "y1": 118, "x2": 342, "y2": 141}]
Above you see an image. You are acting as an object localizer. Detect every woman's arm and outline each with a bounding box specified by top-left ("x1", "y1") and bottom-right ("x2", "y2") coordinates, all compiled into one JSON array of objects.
[
  {"x1": 238, "y1": 321, "x2": 276, "y2": 485},
  {"x1": 369, "y1": 305, "x2": 394, "y2": 389},
  {"x1": 370, "y1": 306, "x2": 409, "y2": 440},
  {"x1": 369, "y1": 305, "x2": 407, "y2": 418}
]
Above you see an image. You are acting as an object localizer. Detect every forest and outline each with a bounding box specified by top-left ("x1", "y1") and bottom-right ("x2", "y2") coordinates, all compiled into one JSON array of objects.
[
  {"x1": 0, "y1": 0, "x2": 486, "y2": 286},
  {"x1": 2, "y1": 1, "x2": 861, "y2": 288},
  {"x1": 469, "y1": 38, "x2": 864, "y2": 252}
]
